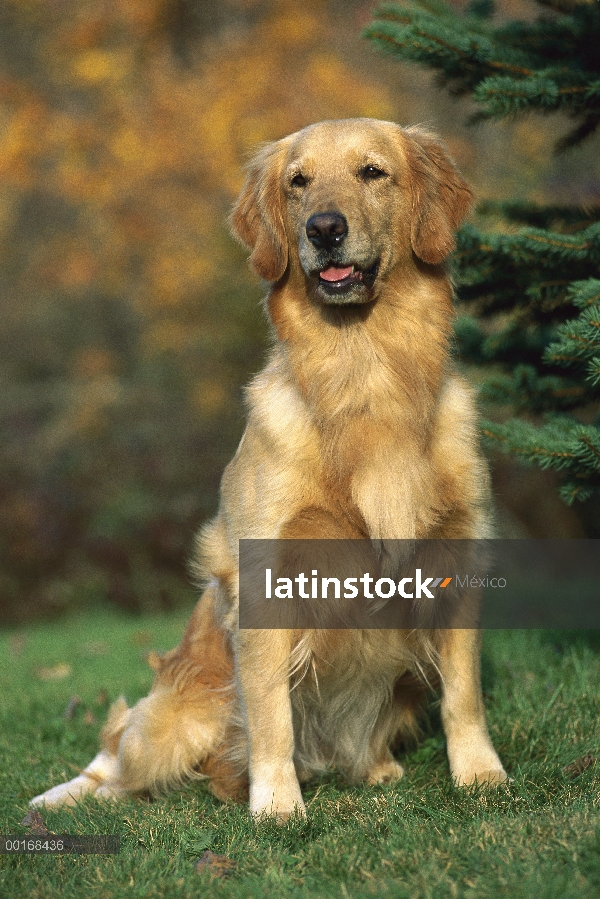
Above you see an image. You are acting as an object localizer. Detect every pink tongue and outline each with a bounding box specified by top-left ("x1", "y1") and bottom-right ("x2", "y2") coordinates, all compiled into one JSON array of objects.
[{"x1": 319, "y1": 265, "x2": 353, "y2": 282}]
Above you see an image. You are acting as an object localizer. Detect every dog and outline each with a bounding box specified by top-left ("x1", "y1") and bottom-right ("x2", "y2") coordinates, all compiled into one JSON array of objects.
[{"x1": 31, "y1": 119, "x2": 506, "y2": 820}]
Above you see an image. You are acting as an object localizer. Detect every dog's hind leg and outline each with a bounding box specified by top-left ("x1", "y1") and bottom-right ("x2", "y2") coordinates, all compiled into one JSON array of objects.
[
  {"x1": 31, "y1": 586, "x2": 239, "y2": 808},
  {"x1": 30, "y1": 698, "x2": 131, "y2": 808}
]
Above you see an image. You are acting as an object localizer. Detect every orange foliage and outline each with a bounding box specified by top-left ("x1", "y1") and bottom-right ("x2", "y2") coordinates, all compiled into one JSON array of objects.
[
  {"x1": 0, "y1": 0, "x2": 401, "y2": 619},
  {"x1": 0, "y1": 0, "x2": 396, "y2": 349}
]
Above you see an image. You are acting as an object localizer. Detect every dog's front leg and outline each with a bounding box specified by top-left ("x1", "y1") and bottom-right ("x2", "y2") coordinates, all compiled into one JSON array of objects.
[
  {"x1": 439, "y1": 627, "x2": 507, "y2": 787},
  {"x1": 235, "y1": 628, "x2": 305, "y2": 821}
]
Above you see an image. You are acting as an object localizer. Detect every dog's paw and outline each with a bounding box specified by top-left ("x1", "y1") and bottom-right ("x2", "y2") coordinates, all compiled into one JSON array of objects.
[
  {"x1": 30, "y1": 750, "x2": 121, "y2": 809},
  {"x1": 250, "y1": 790, "x2": 307, "y2": 823},
  {"x1": 249, "y1": 767, "x2": 306, "y2": 823},
  {"x1": 365, "y1": 758, "x2": 405, "y2": 785},
  {"x1": 447, "y1": 733, "x2": 507, "y2": 790},
  {"x1": 30, "y1": 774, "x2": 100, "y2": 809},
  {"x1": 453, "y1": 766, "x2": 508, "y2": 788},
  {"x1": 252, "y1": 801, "x2": 307, "y2": 824}
]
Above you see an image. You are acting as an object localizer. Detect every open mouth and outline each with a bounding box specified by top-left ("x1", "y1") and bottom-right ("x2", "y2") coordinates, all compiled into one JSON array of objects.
[{"x1": 317, "y1": 261, "x2": 379, "y2": 296}]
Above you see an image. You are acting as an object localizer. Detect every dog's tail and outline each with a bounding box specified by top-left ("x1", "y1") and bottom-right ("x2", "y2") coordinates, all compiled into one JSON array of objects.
[{"x1": 31, "y1": 586, "x2": 241, "y2": 809}]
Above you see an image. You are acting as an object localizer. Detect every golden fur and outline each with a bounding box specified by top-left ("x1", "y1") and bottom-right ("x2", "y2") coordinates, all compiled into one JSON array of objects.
[{"x1": 31, "y1": 119, "x2": 505, "y2": 819}]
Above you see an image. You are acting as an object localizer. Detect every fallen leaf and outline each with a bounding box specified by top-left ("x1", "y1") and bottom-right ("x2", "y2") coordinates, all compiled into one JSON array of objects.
[
  {"x1": 95, "y1": 689, "x2": 109, "y2": 705},
  {"x1": 21, "y1": 810, "x2": 50, "y2": 836},
  {"x1": 83, "y1": 709, "x2": 97, "y2": 725},
  {"x1": 563, "y1": 755, "x2": 596, "y2": 779},
  {"x1": 36, "y1": 663, "x2": 73, "y2": 681},
  {"x1": 194, "y1": 851, "x2": 236, "y2": 878},
  {"x1": 131, "y1": 631, "x2": 152, "y2": 647}
]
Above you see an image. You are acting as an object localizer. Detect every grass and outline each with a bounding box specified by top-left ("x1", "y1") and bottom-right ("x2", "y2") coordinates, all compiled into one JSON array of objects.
[{"x1": 1, "y1": 608, "x2": 599, "y2": 898}]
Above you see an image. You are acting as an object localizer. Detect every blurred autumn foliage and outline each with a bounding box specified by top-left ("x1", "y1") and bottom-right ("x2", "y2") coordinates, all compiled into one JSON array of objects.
[
  {"x1": 0, "y1": 0, "x2": 399, "y2": 622},
  {"x1": 1, "y1": 0, "x2": 599, "y2": 622}
]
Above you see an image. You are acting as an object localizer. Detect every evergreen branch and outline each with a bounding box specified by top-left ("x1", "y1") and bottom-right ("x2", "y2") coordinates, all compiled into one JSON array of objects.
[
  {"x1": 525, "y1": 233, "x2": 589, "y2": 251},
  {"x1": 474, "y1": 75, "x2": 600, "y2": 119},
  {"x1": 559, "y1": 481, "x2": 596, "y2": 504},
  {"x1": 470, "y1": 57, "x2": 533, "y2": 80},
  {"x1": 567, "y1": 279, "x2": 600, "y2": 309},
  {"x1": 522, "y1": 447, "x2": 575, "y2": 461},
  {"x1": 364, "y1": 21, "x2": 481, "y2": 75},
  {"x1": 365, "y1": 6, "x2": 536, "y2": 91},
  {"x1": 480, "y1": 419, "x2": 600, "y2": 489},
  {"x1": 580, "y1": 433, "x2": 600, "y2": 466},
  {"x1": 475, "y1": 200, "x2": 597, "y2": 230},
  {"x1": 544, "y1": 302, "x2": 600, "y2": 372},
  {"x1": 480, "y1": 422, "x2": 576, "y2": 466},
  {"x1": 456, "y1": 222, "x2": 600, "y2": 271},
  {"x1": 495, "y1": 7, "x2": 600, "y2": 71},
  {"x1": 454, "y1": 312, "x2": 560, "y2": 370},
  {"x1": 366, "y1": 0, "x2": 600, "y2": 505},
  {"x1": 587, "y1": 357, "x2": 600, "y2": 386},
  {"x1": 555, "y1": 112, "x2": 600, "y2": 153},
  {"x1": 525, "y1": 281, "x2": 572, "y2": 312},
  {"x1": 366, "y1": 2, "x2": 600, "y2": 148},
  {"x1": 365, "y1": 24, "x2": 534, "y2": 78},
  {"x1": 477, "y1": 365, "x2": 587, "y2": 412},
  {"x1": 474, "y1": 75, "x2": 559, "y2": 115}
]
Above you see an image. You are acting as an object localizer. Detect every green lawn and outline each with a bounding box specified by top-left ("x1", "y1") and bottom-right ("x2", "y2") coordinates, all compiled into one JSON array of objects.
[{"x1": 1, "y1": 609, "x2": 599, "y2": 898}]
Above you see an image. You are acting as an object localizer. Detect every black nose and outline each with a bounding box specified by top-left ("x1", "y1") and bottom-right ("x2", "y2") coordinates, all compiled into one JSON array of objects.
[{"x1": 305, "y1": 212, "x2": 348, "y2": 251}]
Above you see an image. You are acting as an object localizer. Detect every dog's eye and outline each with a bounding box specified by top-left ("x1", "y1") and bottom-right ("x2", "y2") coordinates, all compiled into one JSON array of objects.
[
  {"x1": 361, "y1": 165, "x2": 387, "y2": 181},
  {"x1": 291, "y1": 173, "x2": 306, "y2": 188}
]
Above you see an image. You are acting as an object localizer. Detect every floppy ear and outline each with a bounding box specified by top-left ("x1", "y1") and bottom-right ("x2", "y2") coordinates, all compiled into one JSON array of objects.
[
  {"x1": 229, "y1": 142, "x2": 288, "y2": 282},
  {"x1": 403, "y1": 127, "x2": 473, "y2": 265}
]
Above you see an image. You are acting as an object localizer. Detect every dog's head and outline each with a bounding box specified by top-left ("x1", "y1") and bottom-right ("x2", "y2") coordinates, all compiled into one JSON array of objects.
[{"x1": 231, "y1": 119, "x2": 473, "y2": 305}]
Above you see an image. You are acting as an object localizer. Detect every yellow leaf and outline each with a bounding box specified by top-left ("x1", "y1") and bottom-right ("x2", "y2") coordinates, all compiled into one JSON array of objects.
[
  {"x1": 36, "y1": 663, "x2": 73, "y2": 681},
  {"x1": 73, "y1": 49, "x2": 129, "y2": 84}
]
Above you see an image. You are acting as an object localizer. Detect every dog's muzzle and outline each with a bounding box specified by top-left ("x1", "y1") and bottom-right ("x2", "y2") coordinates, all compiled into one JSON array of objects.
[{"x1": 303, "y1": 211, "x2": 379, "y2": 304}]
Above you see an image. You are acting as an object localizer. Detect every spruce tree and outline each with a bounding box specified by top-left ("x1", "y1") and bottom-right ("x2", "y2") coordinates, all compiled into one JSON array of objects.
[{"x1": 364, "y1": 0, "x2": 600, "y2": 505}]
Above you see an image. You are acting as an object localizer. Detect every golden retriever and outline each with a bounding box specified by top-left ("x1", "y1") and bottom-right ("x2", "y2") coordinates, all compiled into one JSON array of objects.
[{"x1": 31, "y1": 119, "x2": 506, "y2": 820}]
